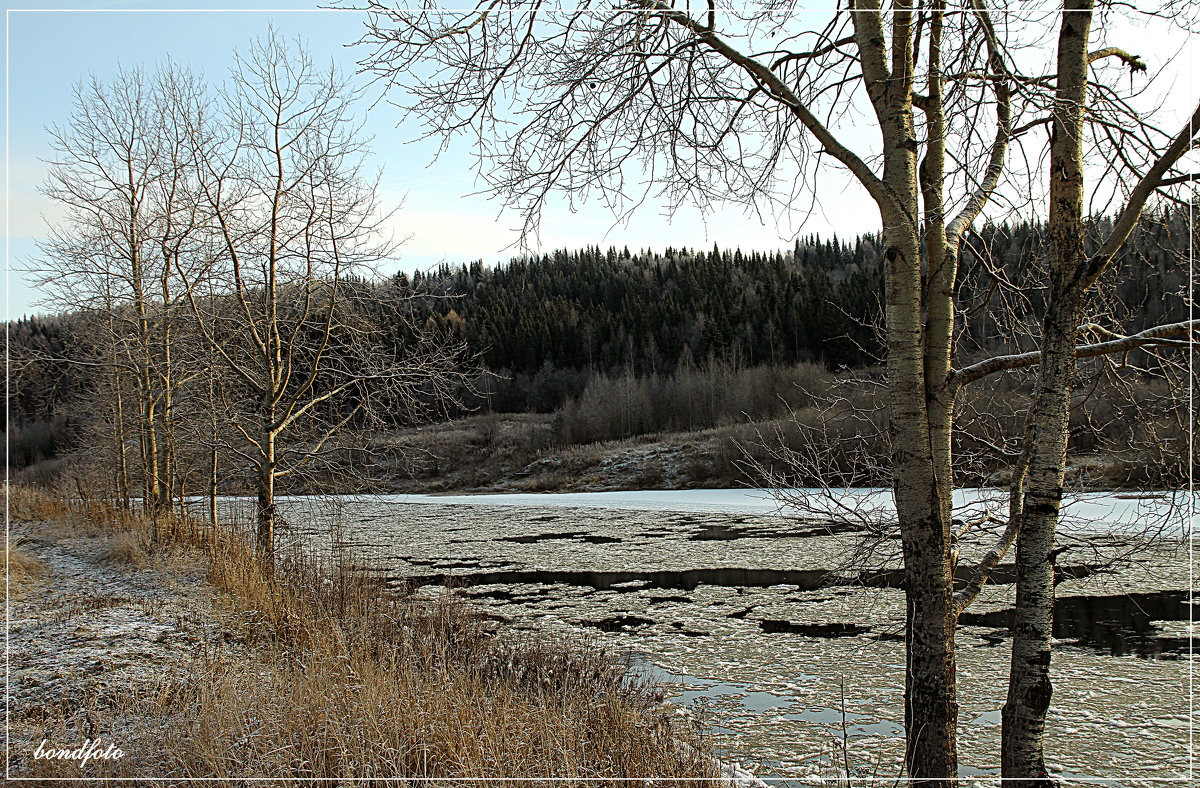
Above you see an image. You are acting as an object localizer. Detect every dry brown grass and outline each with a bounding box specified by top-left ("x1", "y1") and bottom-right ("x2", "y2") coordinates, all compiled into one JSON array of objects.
[
  {"x1": 4, "y1": 541, "x2": 44, "y2": 601},
  {"x1": 7, "y1": 483, "x2": 72, "y2": 522},
  {"x1": 100, "y1": 530, "x2": 152, "y2": 568},
  {"x1": 14, "y1": 487, "x2": 720, "y2": 784}
]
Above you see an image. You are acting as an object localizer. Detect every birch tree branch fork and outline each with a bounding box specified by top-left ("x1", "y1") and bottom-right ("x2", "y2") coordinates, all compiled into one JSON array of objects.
[
  {"x1": 953, "y1": 441, "x2": 1030, "y2": 617},
  {"x1": 949, "y1": 319, "x2": 1200, "y2": 393},
  {"x1": 944, "y1": 0, "x2": 1011, "y2": 245},
  {"x1": 953, "y1": 514, "x2": 1019, "y2": 616}
]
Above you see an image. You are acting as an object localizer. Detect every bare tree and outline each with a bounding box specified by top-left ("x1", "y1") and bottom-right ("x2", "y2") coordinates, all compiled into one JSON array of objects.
[
  {"x1": 32, "y1": 32, "x2": 469, "y2": 566},
  {"x1": 354, "y1": 2, "x2": 1197, "y2": 779},
  {"x1": 353, "y1": 2, "x2": 1021, "y2": 779},
  {"x1": 179, "y1": 32, "x2": 467, "y2": 566},
  {"x1": 34, "y1": 64, "x2": 205, "y2": 526},
  {"x1": 991, "y1": 3, "x2": 1200, "y2": 781}
]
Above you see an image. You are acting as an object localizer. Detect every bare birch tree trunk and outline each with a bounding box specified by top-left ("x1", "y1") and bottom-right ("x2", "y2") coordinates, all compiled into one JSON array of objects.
[
  {"x1": 157, "y1": 267, "x2": 175, "y2": 516},
  {"x1": 1002, "y1": 6, "x2": 1092, "y2": 773},
  {"x1": 883, "y1": 208, "x2": 959, "y2": 782},
  {"x1": 1003, "y1": 0, "x2": 1200, "y2": 776},
  {"x1": 862, "y1": 2, "x2": 959, "y2": 777},
  {"x1": 207, "y1": 365, "x2": 219, "y2": 534},
  {"x1": 112, "y1": 368, "x2": 130, "y2": 510},
  {"x1": 109, "y1": 309, "x2": 132, "y2": 510},
  {"x1": 129, "y1": 220, "x2": 166, "y2": 527},
  {"x1": 209, "y1": 446, "x2": 218, "y2": 533}
]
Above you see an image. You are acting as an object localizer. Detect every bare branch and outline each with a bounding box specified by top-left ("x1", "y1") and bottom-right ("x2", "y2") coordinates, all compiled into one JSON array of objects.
[{"x1": 950, "y1": 319, "x2": 1200, "y2": 392}]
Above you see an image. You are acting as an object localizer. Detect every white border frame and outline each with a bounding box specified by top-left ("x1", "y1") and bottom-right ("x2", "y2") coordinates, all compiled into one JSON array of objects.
[{"x1": 0, "y1": 3, "x2": 1195, "y2": 782}]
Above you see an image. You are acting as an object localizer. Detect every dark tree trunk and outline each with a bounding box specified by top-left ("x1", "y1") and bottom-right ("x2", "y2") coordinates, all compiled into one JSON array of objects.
[
  {"x1": 256, "y1": 431, "x2": 277, "y2": 570},
  {"x1": 1002, "y1": 2, "x2": 1092, "y2": 781}
]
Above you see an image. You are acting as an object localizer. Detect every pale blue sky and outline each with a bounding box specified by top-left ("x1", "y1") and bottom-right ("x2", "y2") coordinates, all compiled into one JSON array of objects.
[
  {"x1": 5, "y1": 2, "x2": 875, "y2": 319},
  {"x1": 3, "y1": 2, "x2": 1194, "y2": 318}
]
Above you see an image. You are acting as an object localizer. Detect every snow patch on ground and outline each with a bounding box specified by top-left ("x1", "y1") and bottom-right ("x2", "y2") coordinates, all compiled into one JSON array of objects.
[{"x1": 6, "y1": 522, "x2": 235, "y2": 772}]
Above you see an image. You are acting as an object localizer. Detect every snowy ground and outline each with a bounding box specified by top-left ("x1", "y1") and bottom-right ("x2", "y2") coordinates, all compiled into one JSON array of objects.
[{"x1": 5, "y1": 520, "x2": 234, "y2": 774}]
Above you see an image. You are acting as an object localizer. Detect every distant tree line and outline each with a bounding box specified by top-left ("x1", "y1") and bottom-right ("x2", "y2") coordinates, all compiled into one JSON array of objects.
[
  {"x1": 396, "y1": 207, "x2": 1190, "y2": 413},
  {"x1": 411, "y1": 237, "x2": 885, "y2": 375},
  {"x1": 9, "y1": 207, "x2": 1190, "y2": 468}
]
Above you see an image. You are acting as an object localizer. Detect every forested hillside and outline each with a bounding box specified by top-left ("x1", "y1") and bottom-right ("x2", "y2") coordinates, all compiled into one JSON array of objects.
[
  {"x1": 8, "y1": 209, "x2": 1193, "y2": 474},
  {"x1": 421, "y1": 238, "x2": 883, "y2": 372},
  {"x1": 7, "y1": 314, "x2": 81, "y2": 471},
  {"x1": 396, "y1": 236, "x2": 884, "y2": 412},
  {"x1": 387, "y1": 208, "x2": 1191, "y2": 413}
]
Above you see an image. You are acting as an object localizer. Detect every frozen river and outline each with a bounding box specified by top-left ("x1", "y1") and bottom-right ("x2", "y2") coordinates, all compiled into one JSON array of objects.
[
  {"x1": 345, "y1": 486, "x2": 1193, "y2": 533},
  {"x1": 256, "y1": 488, "x2": 1194, "y2": 784}
]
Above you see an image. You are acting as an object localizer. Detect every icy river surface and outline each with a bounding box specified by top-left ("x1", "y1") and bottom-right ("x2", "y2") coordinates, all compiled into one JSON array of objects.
[{"x1": 260, "y1": 488, "x2": 1195, "y2": 784}]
